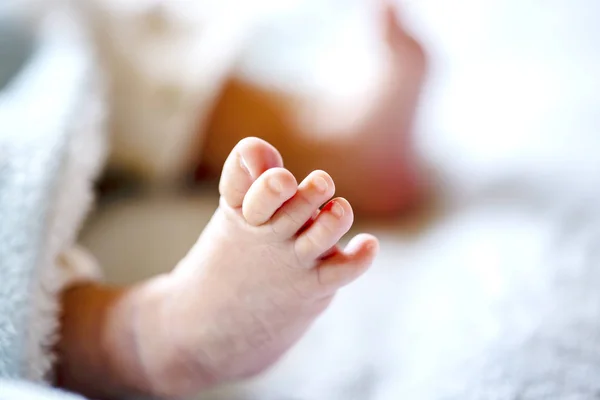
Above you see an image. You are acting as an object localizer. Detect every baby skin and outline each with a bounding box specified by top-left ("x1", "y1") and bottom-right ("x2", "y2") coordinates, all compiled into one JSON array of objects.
[{"x1": 57, "y1": 138, "x2": 379, "y2": 399}]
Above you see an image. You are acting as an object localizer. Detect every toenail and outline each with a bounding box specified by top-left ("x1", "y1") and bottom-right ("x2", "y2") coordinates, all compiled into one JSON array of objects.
[
  {"x1": 268, "y1": 177, "x2": 284, "y2": 194},
  {"x1": 331, "y1": 201, "x2": 345, "y2": 218},
  {"x1": 240, "y1": 155, "x2": 250, "y2": 175},
  {"x1": 313, "y1": 176, "x2": 329, "y2": 193}
]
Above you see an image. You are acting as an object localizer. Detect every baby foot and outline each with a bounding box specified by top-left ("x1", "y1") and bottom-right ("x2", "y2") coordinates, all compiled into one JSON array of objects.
[
  {"x1": 198, "y1": 2, "x2": 427, "y2": 216},
  {"x1": 345, "y1": 1, "x2": 428, "y2": 214},
  {"x1": 141, "y1": 138, "x2": 379, "y2": 397}
]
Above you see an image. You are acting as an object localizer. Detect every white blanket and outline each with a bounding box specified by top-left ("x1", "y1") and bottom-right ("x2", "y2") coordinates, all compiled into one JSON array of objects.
[{"x1": 0, "y1": 5, "x2": 104, "y2": 387}]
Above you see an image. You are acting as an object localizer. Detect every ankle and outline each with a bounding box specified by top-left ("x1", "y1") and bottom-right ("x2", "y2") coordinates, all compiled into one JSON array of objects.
[{"x1": 132, "y1": 273, "x2": 219, "y2": 398}]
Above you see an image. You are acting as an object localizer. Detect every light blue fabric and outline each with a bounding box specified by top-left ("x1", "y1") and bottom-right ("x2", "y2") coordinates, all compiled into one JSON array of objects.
[{"x1": 0, "y1": 19, "x2": 34, "y2": 91}]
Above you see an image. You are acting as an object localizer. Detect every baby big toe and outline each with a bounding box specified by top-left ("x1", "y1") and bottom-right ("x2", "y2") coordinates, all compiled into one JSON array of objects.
[
  {"x1": 242, "y1": 168, "x2": 297, "y2": 226},
  {"x1": 293, "y1": 198, "x2": 353, "y2": 264},
  {"x1": 219, "y1": 137, "x2": 284, "y2": 208}
]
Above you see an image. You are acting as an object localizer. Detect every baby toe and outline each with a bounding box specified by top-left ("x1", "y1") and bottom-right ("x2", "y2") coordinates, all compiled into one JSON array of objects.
[
  {"x1": 315, "y1": 234, "x2": 379, "y2": 290},
  {"x1": 270, "y1": 170, "x2": 335, "y2": 238},
  {"x1": 243, "y1": 168, "x2": 297, "y2": 226},
  {"x1": 219, "y1": 137, "x2": 284, "y2": 209},
  {"x1": 293, "y1": 198, "x2": 353, "y2": 265}
]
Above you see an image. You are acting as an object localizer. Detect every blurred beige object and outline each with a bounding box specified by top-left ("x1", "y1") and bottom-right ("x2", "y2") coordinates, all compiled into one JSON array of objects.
[{"x1": 75, "y1": 0, "x2": 300, "y2": 183}]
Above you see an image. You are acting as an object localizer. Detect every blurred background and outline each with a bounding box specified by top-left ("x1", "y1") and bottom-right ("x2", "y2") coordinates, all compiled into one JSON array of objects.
[{"x1": 3, "y1": 0, "x2": 600, "y2": 398}]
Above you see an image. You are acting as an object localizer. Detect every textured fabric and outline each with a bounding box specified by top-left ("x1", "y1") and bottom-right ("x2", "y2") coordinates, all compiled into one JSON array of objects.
[{"x1": 0, "y1": 7, "x2": 105, "y2": 386}]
